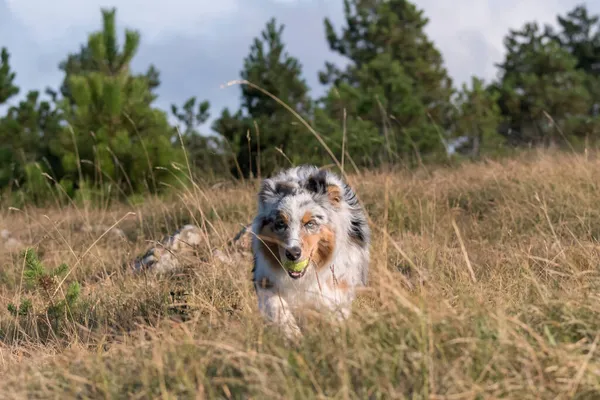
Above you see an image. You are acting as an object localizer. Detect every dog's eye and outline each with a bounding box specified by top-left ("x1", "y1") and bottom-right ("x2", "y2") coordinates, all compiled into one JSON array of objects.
[
  {"x1": 274, "y1": 220, "x2": 287, "y2": 231},
  {"x1": 305, "y1": 221, "x2": 317, "y2": 230}
]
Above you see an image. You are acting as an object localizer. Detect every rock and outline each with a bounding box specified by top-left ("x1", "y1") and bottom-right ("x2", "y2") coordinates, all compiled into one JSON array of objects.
[
  {"x1": 133, "y1": 246, "x2": 180, "y2": 274},
  {"x1": 163, "y1": 224, "x2": 203, "y2": 251},
  {"x1": 131, "y1": 223, "x2": 253, "y2": 273},
  {"x1": 0, "y1": 229, "x2": 10, "y2": 240},
  {"x1": 132, "y1": 224, "x2": 204, "y2": 273},
  {"x1": 76, "y1": 223, "x2": 127, "y2": 240},
  {"x1": 211, "y1": 223, "x2": 253, "y2": 266},
  {"x1": 108, "y1": 227, "x2": 126, "y2": 239},
  {"x1": 229, "y1": 224, "x2": 252, "y2": 249},
  {"x1": 4, "y1": 237, "x2": 24, "y2": 251},
  {"x1": 0, "y1": 229, "x2": 25, "y2": 251},
  {"x1": 212, "y1": 248, "x2": 248, "y2": 265}
]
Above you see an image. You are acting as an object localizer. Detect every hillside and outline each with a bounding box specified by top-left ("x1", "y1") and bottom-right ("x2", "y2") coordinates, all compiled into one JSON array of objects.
[{"x1": 1, "y1": 150, "x2": 600, "y2": 398}]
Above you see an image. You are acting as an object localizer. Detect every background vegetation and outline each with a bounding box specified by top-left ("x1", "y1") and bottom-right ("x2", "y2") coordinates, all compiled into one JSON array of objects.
[
  {"x1": 2, "y1": 150, "x2": 600, "y2": 398},
  {"x1": 1, "y1": 1, "x2": 599, "y2": 205},
  {"x1": 2, "y1": 1, "x2": 600, "y2": 398}
]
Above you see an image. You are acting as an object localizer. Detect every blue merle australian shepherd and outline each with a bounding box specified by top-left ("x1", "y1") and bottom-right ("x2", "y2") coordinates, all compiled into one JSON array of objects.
[{"x1": 251, "y1": 165, "x2": 371, "y2": 339}]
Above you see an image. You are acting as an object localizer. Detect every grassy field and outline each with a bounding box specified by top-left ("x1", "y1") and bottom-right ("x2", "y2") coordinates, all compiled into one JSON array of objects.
[{"x1": 1, "y1": 149, "x2": 600, "y2": 399}]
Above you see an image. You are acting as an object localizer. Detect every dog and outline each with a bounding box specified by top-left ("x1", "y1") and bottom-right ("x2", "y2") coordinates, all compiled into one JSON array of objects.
[{"x1": 250, "y1": 165, "x2": 371, "y2": 339}]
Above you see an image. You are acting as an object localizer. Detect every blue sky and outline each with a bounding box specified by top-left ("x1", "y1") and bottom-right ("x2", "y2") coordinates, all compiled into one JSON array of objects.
[{"x1": 1, "y1": 0, "x2": 598, "y2": 134}]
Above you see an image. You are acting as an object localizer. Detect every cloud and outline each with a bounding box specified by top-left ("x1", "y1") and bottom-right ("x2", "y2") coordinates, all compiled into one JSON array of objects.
[
  {"x1": 1, "y1": 0, "x2": 599, "y2": 132},
  {"x1": 417, "y1": 0, "x2": 594, "y2": 86},
  {"x1": 5, "y1": 0, "x2": 240, "y2": 41}
]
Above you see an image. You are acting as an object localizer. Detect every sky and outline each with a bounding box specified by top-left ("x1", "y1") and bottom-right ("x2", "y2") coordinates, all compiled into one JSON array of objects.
[{"x1": 1, "y1": 0, "x2": 599, "y2": 133}]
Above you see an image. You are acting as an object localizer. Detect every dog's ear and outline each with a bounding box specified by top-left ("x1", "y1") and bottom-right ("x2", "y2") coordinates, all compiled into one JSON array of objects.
[
  {"x1": 326, "y1": 184, "x2": 342, "y2": 206},
  {"x1": 259, "y1": 178, "x2": 296, "y2": 206},
  {"x1": 306, "y1": 170, "x2": 342, "y2": 207},
  {"x1": 258, "y1": 178, "x2": 277, "y2": 206}
]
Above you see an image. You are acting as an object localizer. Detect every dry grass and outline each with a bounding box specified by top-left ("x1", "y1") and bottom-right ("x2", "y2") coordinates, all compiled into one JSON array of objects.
[{"x1": 2, "y1": 149, "x2": 600, "y2": 399}]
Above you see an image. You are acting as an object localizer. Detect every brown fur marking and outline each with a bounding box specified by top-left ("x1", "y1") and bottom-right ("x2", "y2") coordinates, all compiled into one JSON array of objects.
[
  {"x1": 326, "y1": 185, "x2": 342, "y2": 206},
  {"x1": 278, "y1": 212, "x2": 289, "y2": 225},
  {"x1": 326, "y1": 276, "x2": 349, "y2": 291},
  {"x1": 301, "y1": 225, "x2": 336, "y2": 270},
  {"x1": 257, "y1": 223, "x2": 283, "y2": 271},
  {"x1": 302, "y1": 211, "x2": 313, "y2": 225},
  {"x1": 255, "y1": 277, "x2": 274, "y2": 289}
]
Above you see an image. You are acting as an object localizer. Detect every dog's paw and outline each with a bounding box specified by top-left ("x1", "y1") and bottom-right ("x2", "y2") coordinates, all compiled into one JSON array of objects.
[
  {"x1": 283, "y1": 330, "x2": 303, "y2": 347},
  {"x1": 281, "y1": 322, "x2": 303, "y2": 343}
]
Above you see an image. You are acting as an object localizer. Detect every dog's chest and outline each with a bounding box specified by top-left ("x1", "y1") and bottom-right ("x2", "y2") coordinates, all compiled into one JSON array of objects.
[{"x1": 278, "y1": 267, "x2": 354, "y2": 310}]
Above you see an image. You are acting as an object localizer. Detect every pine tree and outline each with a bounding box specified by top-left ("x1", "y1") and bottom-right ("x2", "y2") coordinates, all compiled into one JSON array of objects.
[
  {"x1": 452, "y1": 77, "x2": 504, "y2": 157},
  {"x1": 57, "y1": 45, "x2": 94, "y2": 104},
  {"x1": 0, "y1": 48, "x2": 66, "y2": 202},
  {"x1": 171, "y1": 97, "x2": 210, "y2": 136},
  {"x1": 212, "y1": 107, "x2": 247, "y2": 177},
  {"x1": 0, "y1": 47, "x2": 19, "y2": 105},
  {"x1": 552, "y1": 5, "x2": 600, "y2": 120},
  {"x1": 213, "y1": 18, "x2": 313, "y2": 178},
  {"x1": 496, "y1": 22, "x2": 591, "y2": 146},
  {"x1": 171, "y1": 97, "x2": 230, "y2": 177},
  {"x1": 554, "y1": 5, "x2": 600, "y2": 77},
  {"x1": 52, "y1": 8, "x2": 183, "y2": 195},
  {"x1": 0, "y1": 47, "x2": 20, "y2": 189},
  {"x1": 316, "y1": 0, "x2": 454, "y2": 166},
  {"x1": 0, "y1": 90, "x2": 63, "y2": 200},
  {"x1": 58, "y1": 30, "x2": 161, "y2": 105}
]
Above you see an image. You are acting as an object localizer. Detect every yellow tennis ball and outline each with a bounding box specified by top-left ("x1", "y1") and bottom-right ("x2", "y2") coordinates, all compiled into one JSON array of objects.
[{"x1": 284, "y1": 258, "x2": 309, "y2": 272}]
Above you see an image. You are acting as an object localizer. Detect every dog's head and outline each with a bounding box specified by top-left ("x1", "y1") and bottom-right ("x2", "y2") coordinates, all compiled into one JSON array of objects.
[{"x1": 253, "y1": 165, "x2": 368, "y2": 280}]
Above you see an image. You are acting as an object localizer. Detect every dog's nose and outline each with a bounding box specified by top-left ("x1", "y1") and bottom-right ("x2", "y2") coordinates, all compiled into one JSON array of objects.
[{"x1": 285, "y1": 246, "x2": 302, "y2": 261}]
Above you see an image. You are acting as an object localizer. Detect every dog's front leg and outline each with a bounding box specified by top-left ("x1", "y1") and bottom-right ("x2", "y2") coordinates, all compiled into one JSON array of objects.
[{"x1": 255, "y1": 286, "x2": 302, "y2": 340}]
